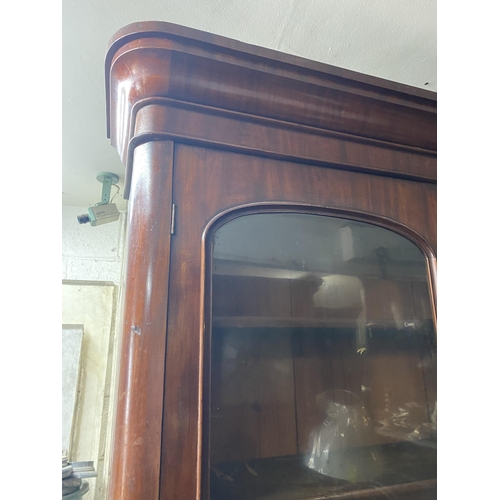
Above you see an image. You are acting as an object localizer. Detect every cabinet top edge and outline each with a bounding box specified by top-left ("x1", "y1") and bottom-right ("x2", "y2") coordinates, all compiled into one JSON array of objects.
[{"x1": 107, "y1": 21, "x2": 437, "y2": 102}]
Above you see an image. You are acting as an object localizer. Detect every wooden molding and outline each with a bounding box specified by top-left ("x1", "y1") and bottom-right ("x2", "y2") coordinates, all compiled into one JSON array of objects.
[{"x1": 106, "y1": 22, "x2": 436, "y2": 197}]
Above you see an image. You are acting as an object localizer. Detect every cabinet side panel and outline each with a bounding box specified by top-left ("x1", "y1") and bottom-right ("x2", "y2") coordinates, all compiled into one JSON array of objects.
[{"x1": 109, "y1": 141, "x2": 174, "y2": 500}]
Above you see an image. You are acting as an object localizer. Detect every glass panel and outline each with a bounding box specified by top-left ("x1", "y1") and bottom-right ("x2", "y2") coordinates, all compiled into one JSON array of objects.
[{"x1": 209, "y1": 213, "x2": 436, "y2": 500}]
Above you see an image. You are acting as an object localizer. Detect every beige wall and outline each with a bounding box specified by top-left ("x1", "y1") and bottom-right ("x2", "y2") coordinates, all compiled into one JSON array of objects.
[{"x1": 62, "y1": 283, "x2": 118, "y2": 500}]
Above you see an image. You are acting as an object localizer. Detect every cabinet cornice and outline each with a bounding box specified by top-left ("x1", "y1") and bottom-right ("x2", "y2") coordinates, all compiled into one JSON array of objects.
[{"x1": 106, "y1": 22, "x2": 436, "y2": 181}]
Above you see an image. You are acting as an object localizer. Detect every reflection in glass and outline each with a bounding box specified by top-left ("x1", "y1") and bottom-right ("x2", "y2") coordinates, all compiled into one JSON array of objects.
[{"x1": 208, "y1": 213, "x2": 436, "y2": 499}]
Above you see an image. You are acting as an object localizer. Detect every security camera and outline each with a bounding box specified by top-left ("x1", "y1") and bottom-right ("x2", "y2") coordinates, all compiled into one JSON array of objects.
[
  {"x1": 77, "y1": 203, "x2": 120, "y2": 226},
  {"x1": 77, "y1": 172, "x2": 121, "y2": 227}
]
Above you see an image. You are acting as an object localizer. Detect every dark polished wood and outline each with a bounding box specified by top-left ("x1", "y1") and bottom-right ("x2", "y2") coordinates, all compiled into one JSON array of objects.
[
  {"x1": 105, "y1": 21, "x2": 437, "y2": 500},
  {"x1": 105, "y1": 22, "x2": 436, "y2": 198},
  {"x1": 129, "y1": 100, "x2": 436, "y2": 185},
  {"x1": 108, "y1": 141, "x2": 174, "y2": 499},
  {"x1": 161, "y1": 145, "x2": 436, "y2": 499}
]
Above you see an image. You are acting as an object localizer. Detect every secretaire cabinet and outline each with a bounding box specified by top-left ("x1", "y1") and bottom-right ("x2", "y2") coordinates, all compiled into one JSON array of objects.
[{"x1": 105, "y1": 22, "x2": 437, "y2": 500}]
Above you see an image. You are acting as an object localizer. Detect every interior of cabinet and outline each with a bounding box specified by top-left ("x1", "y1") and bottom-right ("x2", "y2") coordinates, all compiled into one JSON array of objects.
[{"x1": 208, "y1": 215, "x2": 436, "y2": 499}]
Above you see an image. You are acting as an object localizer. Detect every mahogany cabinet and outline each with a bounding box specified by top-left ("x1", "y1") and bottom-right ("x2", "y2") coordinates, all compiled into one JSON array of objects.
[{"x1": 105, "y1": 22, "x2": 437, "y2": 500}]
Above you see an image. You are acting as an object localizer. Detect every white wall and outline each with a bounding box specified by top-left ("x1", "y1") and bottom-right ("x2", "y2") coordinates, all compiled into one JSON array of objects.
[
  {"x1": 62, "y1": 206, "x2": 126, "y2": 284},
  {"x1": 62, "y1": 205, "x2": 127, "y2": 499}
]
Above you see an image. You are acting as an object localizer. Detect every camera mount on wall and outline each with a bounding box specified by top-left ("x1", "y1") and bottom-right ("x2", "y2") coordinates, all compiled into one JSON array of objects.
[{"x1": 77, "y1": 172, "x2": 120, "y2": 226}]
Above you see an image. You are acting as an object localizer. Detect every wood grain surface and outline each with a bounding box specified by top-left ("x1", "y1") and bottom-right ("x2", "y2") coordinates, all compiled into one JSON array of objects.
[
  {"x1": 108, "y1": 141, "x2": 174, "y2": 500},
  {"x1": 104, "y1": 22, "x2": 437, "y2": 500},
  {"x1": 159, "y1": 145, "x2": 436, "y2": 499},
  {"x1": 105, "y1": 22, "x2": 436, "y2": 197}
]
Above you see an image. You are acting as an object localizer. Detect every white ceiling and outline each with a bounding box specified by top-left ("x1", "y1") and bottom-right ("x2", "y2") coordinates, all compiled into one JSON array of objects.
[{"x1": 62, "y1": 0, "x2": 436, "y2": 211}]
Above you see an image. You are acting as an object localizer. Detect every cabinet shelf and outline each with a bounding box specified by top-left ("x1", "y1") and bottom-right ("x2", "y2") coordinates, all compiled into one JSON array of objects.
[
  {"x1": 212, "y1": 316, "x2": 418, "y2": 330},
  {"x1": 210, "y1": 441, "x2": 437, "y2": 500}
]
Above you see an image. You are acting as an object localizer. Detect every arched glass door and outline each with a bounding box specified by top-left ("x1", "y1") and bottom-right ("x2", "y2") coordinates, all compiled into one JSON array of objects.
[{"x1": 208, "y1": 212, "x2": 436, "y2": 499}]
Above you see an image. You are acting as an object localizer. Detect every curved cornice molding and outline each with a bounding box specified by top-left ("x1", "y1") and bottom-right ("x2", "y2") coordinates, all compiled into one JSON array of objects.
[{"x1": 105, "y1": 22, "x2": 437, "y2": 194}]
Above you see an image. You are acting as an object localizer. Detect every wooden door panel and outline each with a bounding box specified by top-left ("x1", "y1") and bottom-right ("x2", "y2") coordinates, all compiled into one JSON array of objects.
[{"x1": 159, "y1": 144, "x2": 436, "y2": 498}]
